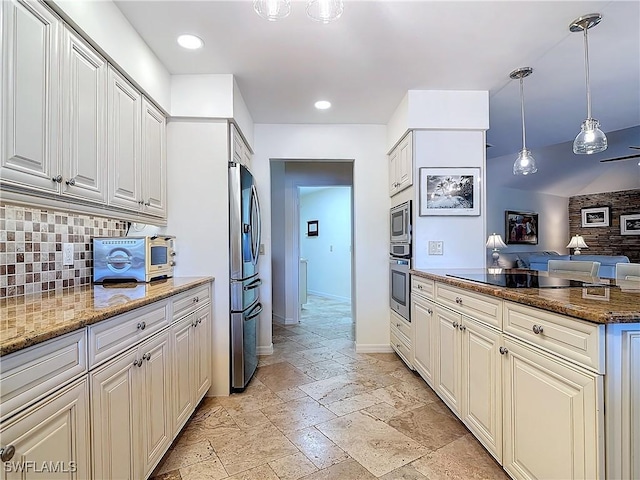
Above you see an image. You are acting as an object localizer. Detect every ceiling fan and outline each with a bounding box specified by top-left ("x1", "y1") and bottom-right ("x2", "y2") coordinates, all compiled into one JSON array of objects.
[{"x1": 599, "y1": 146, "x2": 640, "y2": 163}]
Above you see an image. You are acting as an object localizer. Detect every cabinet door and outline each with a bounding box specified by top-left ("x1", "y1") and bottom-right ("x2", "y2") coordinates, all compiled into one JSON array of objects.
[
  {"x1": 396, "y1": 133, "x2": 413, "y2": 192},
  {"x1": 0, "y1": 379, "x2": 90, "y2": 480},
  {"x1": 435, "y1": 307, "x2": 461, "y2": 416},
  {"x1": 141, "y1": 98, "x2": 166, "y2": 218},
  {"x1": 193, "y1": 307, "x2": 212, "y2": 403},
  {"x1": 171, "y1": 314, "x2": 195, "y2": 434},
  {"x1": 139, "y1": 331, "x2": 172, "y2": 478},
  {"x1": 412, "y1": 296, "x2": 435, "y2": 388},
  {"x1": 461, "y1": 317, "x2": 502, "y2": 462},
  {"x1": 90, "y1": 348, "x2": 139, "y2": 480},
  {"x1": 388, "y1": 147, "x2": 399, "y2": 195},
  {"x1": 61, "y1": 28, "x2": 107, "y2": 203},
  {"x1": 107, "y1": 66, "x2": 141, "y2": 211},
  {"x1": 1, "y1": 0, "x2": 60, "y2": 193},
  {"x1": 503, "y1": 337, "x2": 602, "y2": 480}
]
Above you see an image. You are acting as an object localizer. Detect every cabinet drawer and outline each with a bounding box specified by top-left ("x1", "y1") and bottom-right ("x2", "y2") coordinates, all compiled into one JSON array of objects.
[
  {"x1": 503, "y1": 301, "x2": 604, "y2": 373},
  {"x1": 412, "y1": 276, "x2": 434, "y2": 299},
  {"x1": 390, "y1": 310, "x2": 412, "y2": 344},
  {"x1": 0, "y1": 330, "x2": 87, "y2": 422},
  {"x1": 172, "y1": 284, "x2": 211, "y2": 321},
  {"x1": 436, "y1": 283, "x2": 502, "y2": 329},
  {"x1": 88, "y1": 301, "x2": 169, "y2": 369},
  {"x1": 390, "y1": 330, "x2": 412, "y2": 368}
]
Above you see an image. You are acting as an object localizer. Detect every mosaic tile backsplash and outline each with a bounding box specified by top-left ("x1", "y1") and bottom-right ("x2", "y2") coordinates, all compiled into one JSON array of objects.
[{"x1": 0, "y1": 203, "x2": 127, "y2": 298}]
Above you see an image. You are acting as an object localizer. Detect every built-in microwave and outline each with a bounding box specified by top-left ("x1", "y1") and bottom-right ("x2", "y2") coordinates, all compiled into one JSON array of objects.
[{"x1": 390, "y1": 201, "x2": 411, "y2": 244}]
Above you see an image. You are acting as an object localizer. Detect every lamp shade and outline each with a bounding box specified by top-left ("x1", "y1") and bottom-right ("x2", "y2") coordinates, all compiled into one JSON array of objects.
[
  {"x1": 486, "y1": 233, "x2": 508, "y2": 250},
  {"x1": 566, "y1": 235, "x2": 588, "y2": 249}
]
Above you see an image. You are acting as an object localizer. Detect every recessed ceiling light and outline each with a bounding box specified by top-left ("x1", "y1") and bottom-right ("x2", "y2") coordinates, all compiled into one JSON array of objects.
[
  {"x1": 315, "y1": 100, "x2": 331, "y2": 110},
  {"x1": 177, "y1": 34, "x2": 204, "y2": 50}
]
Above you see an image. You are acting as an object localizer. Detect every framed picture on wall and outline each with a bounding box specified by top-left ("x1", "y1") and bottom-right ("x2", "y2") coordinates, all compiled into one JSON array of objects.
[
  {"x1": 418, "y1": 167, "x2": 480, "y2": 216},
  {"x1": 620, "y1": 214, "x2": 640, "y2": 235},
  {"x1": 307, "y1": 220, "x2": 319, "y2": 237},
  {"x1": 505, "y1": 210, "x2": 538, "y2": 245},
  {"x1": 581, "y1": 206, "x2": 610, "y2": 227}
]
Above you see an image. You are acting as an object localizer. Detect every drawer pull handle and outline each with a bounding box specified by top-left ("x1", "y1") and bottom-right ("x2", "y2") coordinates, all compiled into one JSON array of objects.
[
  {"x1": 0, "y1": 445, "x2": 16, "y2": 462},
  {"x1": 137, "y1": 321, "x2": 146, "y2": 330},
  {"x1": 452, "y1": 321, "x2": 459, "y2": 328},
  {"x1": 532, "y1": 325, "x2": 544, "y2": 335},
  {"x1": 499, "y1": 346, "x2": 508, "y2": 355},
  {"x1": 427, "y1": 308, "x2": 433, "y2": 315}
]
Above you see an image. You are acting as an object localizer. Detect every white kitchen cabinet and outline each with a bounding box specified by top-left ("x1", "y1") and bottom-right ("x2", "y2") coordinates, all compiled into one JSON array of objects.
[
  {"x1": 171, "y1": 306, "x2": 212, "y2": 434},
  {"x1": 390, "y1": 310, "x2": 414, "y2": 370},
  {"x1": 91, "y1": 329, "x2": 172, "y2": 480},
  {"x1": 502, "y1": 336, "x2": 602, "y2": 480},
  {"x1": 411, "y1": 294, "x2": 436, "y2": 388},
  {"x1": 434, "y1": 306, "x2": 462, "y2": 416},
  {"x1": 231, "y1": 123, "x2": 252, "y2": 168},
  {"x1": 0, "y1": 378, "x2": 90, "y2": 480},
  {"x1": 389, "y1": 131, "x2": 413, "y2": 196},
  {"x1": 61, "y1": 27, "x2": 107, "y2": 203},
  {"x1": 1, "y1": 0, "x2": 61, "y2": 194},
  {"x1": 107, "y1": 66, "x2": 142, "y2": 212},
  {"x1": 141, "y1": 98, "x2": 167, "y2": 218}
]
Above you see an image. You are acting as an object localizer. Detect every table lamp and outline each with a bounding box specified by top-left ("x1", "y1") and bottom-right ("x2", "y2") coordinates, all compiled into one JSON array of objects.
[
  {"x1": 486, "y1": 233, "x2": 508, "y2": 266},
  {"x1": 567, "y1": 234, "x2": 588, "y2": 255}
]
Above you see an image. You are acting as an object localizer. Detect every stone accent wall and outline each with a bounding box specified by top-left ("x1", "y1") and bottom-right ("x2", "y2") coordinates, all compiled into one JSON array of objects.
[
  {"x1": 568, "y1": 189, "x2": 640, "y2": 262},
  {"x1": 0, "y1": 203, "x2": 126, "y2": 298}
]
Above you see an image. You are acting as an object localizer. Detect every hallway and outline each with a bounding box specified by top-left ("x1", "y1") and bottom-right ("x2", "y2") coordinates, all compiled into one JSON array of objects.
[{"x1": 150, "y1": 298, "x2": 507, "y2": 480}]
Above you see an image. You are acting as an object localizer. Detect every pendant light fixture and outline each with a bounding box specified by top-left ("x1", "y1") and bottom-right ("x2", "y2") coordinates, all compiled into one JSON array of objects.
[
  {"x1": 253, "y1": 0, "x2": 291, "y2": 21},
  {"x1": 306, "y1": 0, "x2": 344, "y2": 23},
  {"x1": 570, "y1": 13, "x2": 607, "y2": 155},
  {"x1": 510, "y1": 67, "x2": 538, "y2": 176}
]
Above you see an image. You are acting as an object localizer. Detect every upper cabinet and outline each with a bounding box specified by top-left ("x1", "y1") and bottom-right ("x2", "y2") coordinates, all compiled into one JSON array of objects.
[
  {"x1": 389, "y1": 131, "x2": 413, "y2": 196},
  {"x1": 1, "y1": 0, "x2": 167, "y2": 221},
  {"x1": 231, "y1": 123, "x2": 252, "y2": 168}
]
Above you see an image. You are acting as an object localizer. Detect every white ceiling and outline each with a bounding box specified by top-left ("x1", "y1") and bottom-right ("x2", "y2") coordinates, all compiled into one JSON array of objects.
[{"x1": 115, "y1": 0, "x2": 640, "y2": 196}]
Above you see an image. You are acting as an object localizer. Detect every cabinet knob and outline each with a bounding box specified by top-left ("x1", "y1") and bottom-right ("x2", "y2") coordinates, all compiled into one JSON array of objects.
[
  {"x1": 133, "y1": 359, "x2": 142, "y2": 367},
  {"x1": 144, "y1": 200, "x2": 151, "y2": 206},
  {"x1": 396, "y1": 322, "x2": 401, "y2": 327},
  {"x1": 138, "y1": 199, "x2": 144, "y2": 205},
  {"x1": 142, "y1": 353, "x2": 151, "y2": 361},
  {"x1": 452, "y1": 321, "x2": 459, "y2": 328},
  {"x1": 170, "y1": 261, "x2": 176, "y2": 266},
  {"x1": 65, "y1": 177, "x2": 76, "y2": 186},
  {"x1": 459, "y1": 324, "x2": 466, "y2": 331},
  {"x1": 137, "y1": 321, "x2": 146, "y2": 330},
  {"x1": 532, "y1": 324, "x2": 544, "y2": 335},
  {"x1": 193, "y1": 296, "x2": 199, "y2": 303},
  {"x1": 417, "y1": 284, "x2": 423, "y2": 289},
  {"x1": 197, "y1": 318, "x2": 202, "y2": 325},
  {"x1": 427, "y1": 308, "x2": 432, "y2": 315},
  {"x1": 455, "y1": 297, "x2": 463, "y2": 304},
  {"x1": 51, "y1": 175, "x2": 63, "y2": 183},
  {"x1": 499, "y1": 346, "x2": 508, "y2": 355},
  {"x1": 0, "y1": 445, "x2": 16, "y2": 462}
]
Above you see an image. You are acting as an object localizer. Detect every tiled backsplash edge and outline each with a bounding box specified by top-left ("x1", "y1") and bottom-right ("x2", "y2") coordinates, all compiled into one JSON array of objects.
[{"x1": 0, "y1": 202, "x2": 127, "y2": 298}]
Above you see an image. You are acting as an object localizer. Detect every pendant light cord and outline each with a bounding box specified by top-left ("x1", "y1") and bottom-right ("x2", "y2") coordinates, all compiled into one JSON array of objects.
[
  {"x1": 583, "y1": 27, "x2": 592, "y2": 119},
  {"x1": 520, "y1": 77, "x2": 527, "y2": 149}
]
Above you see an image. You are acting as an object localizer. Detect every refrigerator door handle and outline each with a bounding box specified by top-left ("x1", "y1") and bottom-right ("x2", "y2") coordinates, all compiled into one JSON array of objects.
[
  {"x1": 250, "y1": 184, "x2": 261, "y2": 265},
  {"x1": 243, "y1": 278, "x2": 262, "y2": 291},
  {"x1": 245, "y1": 302, "x2": 263, "y2": 321}
]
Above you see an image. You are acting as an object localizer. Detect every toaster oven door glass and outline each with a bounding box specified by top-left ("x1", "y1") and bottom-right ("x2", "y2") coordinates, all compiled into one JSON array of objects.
[{"x1": 150, "y1": 245, "x2": 168, "y2": 265}]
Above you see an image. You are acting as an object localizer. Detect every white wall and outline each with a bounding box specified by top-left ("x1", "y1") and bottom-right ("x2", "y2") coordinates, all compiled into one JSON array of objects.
[
  {"x1": 300, "y1": 187, "x2": 352, "y2": 302},
  {"x1": 51, "y1": 0, "x2": 171, "y2": 111},
  {"x1": 253, "y1": 125, "x2": 389, "y2": 352},
  {"x1": 270, "y1": 162, "x2": 286, "y2": 324},
  {"x1": 165, "y1": 119, "x2": 231, "y2": 396},
  {"x1": 486, "y1": 186, "x2": 570, "y2": 262}
]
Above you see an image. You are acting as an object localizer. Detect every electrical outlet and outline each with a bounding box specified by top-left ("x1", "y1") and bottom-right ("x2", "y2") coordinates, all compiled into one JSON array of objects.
[
  {"x1": 428, "y1": 241, "x2": 444, "y2": 255},
  {"x1": 259, "y1": 244, "x2": 265, "y2": 255},
  {"x1": 63, "y1": 243, "x2": 74, "y2": 265}
]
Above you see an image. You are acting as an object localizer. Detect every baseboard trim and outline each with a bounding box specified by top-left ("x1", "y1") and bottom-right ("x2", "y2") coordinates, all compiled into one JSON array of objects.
[
  {"x1": 355, "y1": 343, "x2": 394, "y2": 354},
  {"x1": 273, "y1": 313, "x2": 297, "y2": 326},
  {"x1": 307, "y1": 290, "x2": 351, "y2": 303},
  {"x1": 257, "y1": 344, "x2": 274, "y2": 355}
]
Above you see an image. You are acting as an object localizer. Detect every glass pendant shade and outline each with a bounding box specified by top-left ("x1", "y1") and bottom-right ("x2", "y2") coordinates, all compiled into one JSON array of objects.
[
  {"x1": 570, "y1": 13, "x2": 607, "y2": 155},
  {"x1": 306, "y1": 0, "x2": 344, "y2": 23},
  {"x1": 573, "y1": 118, "x2": 608, "y2": 154},
  {"x1": 253, "y1": 0, "x2": 291, "y2": 21},
  {"x1": 510, "y1": 67, "x2": 537, "y2": 176}
]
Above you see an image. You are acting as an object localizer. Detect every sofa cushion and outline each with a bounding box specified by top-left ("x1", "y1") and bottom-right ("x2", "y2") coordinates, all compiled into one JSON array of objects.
[{"x1": 528, "y1": 253, "x2": 568, "y2": 271}]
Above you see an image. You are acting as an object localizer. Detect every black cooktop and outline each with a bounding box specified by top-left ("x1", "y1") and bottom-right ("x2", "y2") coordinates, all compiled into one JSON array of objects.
[{"x1": 447, "y1": 272, "x2": 610, "y2": 289}]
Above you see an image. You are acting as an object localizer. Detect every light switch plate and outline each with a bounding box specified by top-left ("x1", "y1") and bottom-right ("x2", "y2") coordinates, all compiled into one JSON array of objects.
[
  {"x1": 428, "y1": 241, "x2": 444, "y2": 255},
  {"x1": 63, "y1": 243, "x2": 74, "y2": 265}
]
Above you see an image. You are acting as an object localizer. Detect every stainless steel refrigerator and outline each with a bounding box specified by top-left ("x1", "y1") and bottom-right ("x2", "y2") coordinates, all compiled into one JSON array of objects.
[{"x1": 229, "y1": 162, "x2": 262, "y2": 391}]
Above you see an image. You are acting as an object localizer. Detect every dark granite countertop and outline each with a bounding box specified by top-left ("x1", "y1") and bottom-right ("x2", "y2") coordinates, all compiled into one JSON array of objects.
[
  {"x1": 411, "y1": 268, "x2": 639, "y2": 325},
  {"x1": 0, "y1": 277, "x2": 213, "y2": 356}
]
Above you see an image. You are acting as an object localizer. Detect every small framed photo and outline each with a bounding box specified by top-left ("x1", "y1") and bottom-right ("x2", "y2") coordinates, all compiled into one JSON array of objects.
[
  {"x1": 307, "y1": 220, "x2": 319, "y2": 237},
  {"x1": 419, "y1": 167, "x2": 480, "y2": 216},
  {"x1": 581, "y1": 206, "x2": 610, "y2": 227},
  {"x1": 505, "y1": 211, "x2": 538, "y2": 245},
  {"x1": 620, "y1": 214, "x2": 640, "y2": 235},
  {"x1": 582, "y1": 286, "x2": 610, "y2": 301}
]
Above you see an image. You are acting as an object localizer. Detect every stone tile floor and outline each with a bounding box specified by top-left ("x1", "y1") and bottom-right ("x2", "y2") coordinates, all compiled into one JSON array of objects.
[{"x1": 150, "y1": 295, "x2": 508, "y2": 479}]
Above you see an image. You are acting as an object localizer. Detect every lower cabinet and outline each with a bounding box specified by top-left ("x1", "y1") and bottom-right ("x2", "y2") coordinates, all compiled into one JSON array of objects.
[
  {"x1": 434, "y1": 306, "x2": 462, "y2": 416},
  {"x1": 0, "y1": 379, "x2": 90, "y2": 479},
  {"x1": 90, "y1": 330, "x2": 172, "y2": 480},
  {"x1": 171, "y1": 306, "x2": 212, "y2": 433},
  {"x1": 502, "y1": 336, "x2": 602, "y2": 480},
  {"x1": 412, "y1": 295, "x2": 436, "y2": 387}
]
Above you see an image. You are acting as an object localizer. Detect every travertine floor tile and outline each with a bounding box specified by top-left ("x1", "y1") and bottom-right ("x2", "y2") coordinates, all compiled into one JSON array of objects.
[
  {"x1": 286, "y1": 427, "x2": 349, "y2": 469},
  {"x1": 316, "y1": 411, "x2": 428, "y2": 477},
  {"x1": 378, "y1": 463, "x2": 430, "y2": 480},
  {"x1": 217, "y1": 382, "x2": 283, "y2": 416},
  {"x1": 299, "y1": 459, "x2": 377, "y2": 480},
  {"x1": 149, "y1": 470, "x2": 182, "y2": 480},
  {"x1": 179, "y1": 457, "x2": 228, "y2": 480},
  {"x1": 262, "y1": 396, "x2": 337, "y2": 433},
  {"x1": 362, "y1": 402, "x2": 404, "y2": 422},
  {"x1": 231, "y1": 409, "x2": 271, "y2": 430},
  {"x1": 154, "y1": 440, "x2": 215, "y2": 475},
  {"x1": 177, "y1": 405, "x2": 239, "y2": 445},
  {"x1": 325, "y1": 392, "x2": 381, "y2": 416},
  {"x1": 411, "y1": 433, "x2": 508, "y2": 480},
  {"x1": 298, "y1": 374, "x2": 373, "y2": 405},
  {"x1": 275, "y1": 386, "x2": 309, "y2": 402},
  {"x1": 255, "y1": 362, "x2": 315, "y2": 391},
  {"x1": 226, "y1": 464, "x2": 280, "y2": 480},
  {"x1": 268, "y1": 452, "x2": 318, "y2": 480},
  {"x1": 298, "y1": 359, "x2": 351, "y2": 381}
]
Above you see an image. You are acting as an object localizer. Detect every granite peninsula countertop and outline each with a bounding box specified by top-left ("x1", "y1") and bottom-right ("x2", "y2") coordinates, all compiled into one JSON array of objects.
[
  {"x1": 411, "y1": 268, "x2": 640, "y2": 325},
  {"x1": 0, "y1": 277, "x2": 213, "y2": 357}
]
